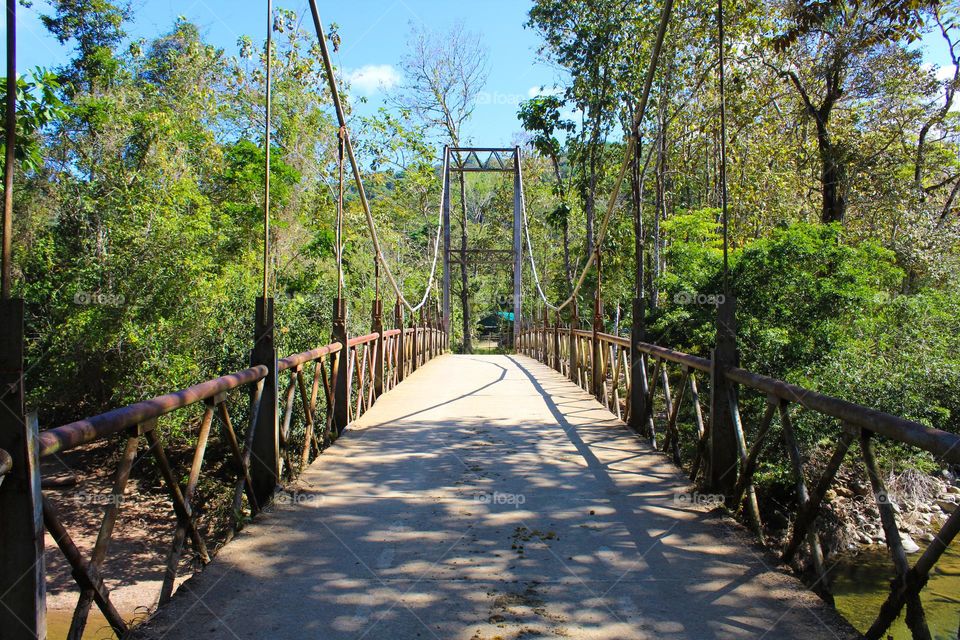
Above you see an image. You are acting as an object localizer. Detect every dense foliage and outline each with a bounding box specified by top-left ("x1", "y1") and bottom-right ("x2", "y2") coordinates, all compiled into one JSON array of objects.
[
  {"x1": 3, "y1": 0, "x2": 960, "y2": 455},
  {"x1": 520, "y1": 0, "x2": 960, "y2": 443},
  {"x1": 5, "y1": 7, "x2": 437, "y2": 433}
]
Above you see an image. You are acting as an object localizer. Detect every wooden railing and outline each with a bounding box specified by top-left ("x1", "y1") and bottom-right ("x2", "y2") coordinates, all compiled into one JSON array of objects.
[
  {"x1": 5, "y1": 302, "x2": 446, "y2": 640},
  {"x1": 517, "y1": 318, "x2": 960, "y2": 640}
]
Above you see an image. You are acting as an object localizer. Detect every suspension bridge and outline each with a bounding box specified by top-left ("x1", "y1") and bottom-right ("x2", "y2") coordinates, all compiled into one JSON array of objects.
[{"x1": 1, "y1": 1, "x2": 959, "y2": 640}]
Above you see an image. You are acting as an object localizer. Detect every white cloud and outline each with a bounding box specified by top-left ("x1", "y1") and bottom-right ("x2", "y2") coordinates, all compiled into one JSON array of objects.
[
  {"x1": 935, "y1": 64, "x2": 957, "y2": 82},
  {"x1": 925, "y1": 65, "x2": 959, "y2": 112},
  {"x1": 346, "y1": 65, "x2": 401, "y2": 96}
]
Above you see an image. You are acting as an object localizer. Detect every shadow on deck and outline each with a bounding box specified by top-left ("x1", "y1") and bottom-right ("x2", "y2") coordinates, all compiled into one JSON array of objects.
[{"x1": 133, "y1": 354, "x2": 857, "y2": 640}]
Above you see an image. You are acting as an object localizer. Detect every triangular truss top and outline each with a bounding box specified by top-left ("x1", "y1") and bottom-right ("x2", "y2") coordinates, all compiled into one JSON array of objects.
[{"x1": 449, "y1": 147, "x2": 516, "y2": 172}]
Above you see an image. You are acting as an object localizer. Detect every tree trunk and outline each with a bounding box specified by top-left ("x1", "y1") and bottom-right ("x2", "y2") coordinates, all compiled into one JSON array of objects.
[
  {"x1": 586, "y1": 146, "x2": 597, "y2": 252},
  {"x1": 651, "y1": 109, "x2": 668, "y2": 310},
  {"x1": 550, "y1": 155, "x2": 574, "y2": 291},
  {"x1": 630, "y1": 124, "x2": 645, "y2": 301},
  {"x1": 817, "y1": 127, "x2": 846, "y2": 224}
]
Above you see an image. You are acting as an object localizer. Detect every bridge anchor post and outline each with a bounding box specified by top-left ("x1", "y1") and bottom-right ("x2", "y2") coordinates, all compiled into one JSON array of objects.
[
  {"x1": 568, "y1": 304, "x2": 579, "y2": 386},
  {"x1": 250, "y1": 297, "x2": 279, "y2": 506},
  {"x1": 708, "y1": 295, "x2": 739, "y2": 497},
  {"x1": 629, "y1": 296, "x2": 647, "y2": 434},
  {"x1": 0, "y1": 299, "x2": 45, "y2": 640},
  {"x1": 395, "y1": 301, "x2": 405, "y2": 383},
  {"x1": 591, "y1": 250, "x2": 603, "y2": 402},
  {"x1": 552, "y1": 311, "x2": 562, "y2": 373},
  {"x1": 372, "y1": 298, "x2": 384, "y2": 402},
  {"x1": 331, "y1": 297, "x2": 349, "y2": 436}
]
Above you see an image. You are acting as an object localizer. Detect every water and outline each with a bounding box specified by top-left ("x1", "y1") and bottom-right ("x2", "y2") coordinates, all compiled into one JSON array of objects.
[
  {"x1": 832, "y1": 543, "x2": 960, "y2": 639},
  {"x1": 46, "y1": 609, "x2": 122, "y2": 640}
]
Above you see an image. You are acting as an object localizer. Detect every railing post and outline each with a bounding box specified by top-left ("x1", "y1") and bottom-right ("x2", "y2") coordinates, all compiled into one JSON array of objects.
[
  {"x1": 568, "y1": 305, "x2": 579, "y2": 384},
  {"x1": 371, "y1": 297, "x2": 384, "y2": 402},
  {"x1": 0, "y1": 300, "x2": 45, "y2": 639},
  {"x1": 428, "y1": 304, "x2": 435, "y2": 360},
  {"x1": 411, "y1": 309, "x2": 420, "y2": 372},
  {"x1": 427, "y1": 305, "x2": 437, "y2": 360},
  {"x1": 553, "y1": 311, "x2": 562, "y2": 373},
  {"x1": 331, "y1": 297, "x2": 349, "y2": 436},
  {"x1": 395, "y1": 300, "x2": 405, "y2": 383},
  {"x1": 426, "y1": 306, "x2": 432, "y2": 361},
  {"x1": 250, "y1": 297, "x2": 279, "y2": 510},
  {"x1": 424, "y1": 305, "x2": 430, "y2": 361},
  {"x1": 540, "y1": 309, "x2": 546, "y2": 361},
  {"x1": 709, "y1": 295, "x2": 739, "y2": 497},
  {"x1": 629, "y1": 296, "x2": 647, "y2": 434},
  {"x1": 591, "y1": 250, "x2": 603, "y2": 401},
  {"x1": 542, "y1": 306, "x2": 549, "y2": 365},
  {"x1": 437, "y1": 301, "x2": 444, "y2": 353}
]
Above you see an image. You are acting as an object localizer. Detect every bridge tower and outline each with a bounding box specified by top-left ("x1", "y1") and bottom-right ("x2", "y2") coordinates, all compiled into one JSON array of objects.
[{"x1": 441, "y1": 146, "x2": 523, "y2": 350}]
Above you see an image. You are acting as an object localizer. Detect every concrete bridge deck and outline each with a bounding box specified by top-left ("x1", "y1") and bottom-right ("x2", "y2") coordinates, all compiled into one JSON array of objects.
[{"x1": 136, "y1": 354, "x2": 856, "y2": 640}]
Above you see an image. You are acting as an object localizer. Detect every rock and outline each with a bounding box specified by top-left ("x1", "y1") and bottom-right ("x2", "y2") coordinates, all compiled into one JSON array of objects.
[
  {"x1": 946, "y1": 486, "x2": 960, "y2": 495},
  {"x1": 921, "y1": 533, "x2": 936, "y2": 543},
  {"x1": 900, "y1": 533, "x2": 920, "y2": 554},
  {"x1": 835, "y1": 486, "x2": 853, "y2": 498},
  {"x1": 938, "y1": 499, "x2": 958, "y2": 513}
]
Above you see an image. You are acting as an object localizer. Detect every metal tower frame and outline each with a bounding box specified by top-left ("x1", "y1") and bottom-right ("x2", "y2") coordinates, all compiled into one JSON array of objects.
[{"x1": 441, "y1": 146, "x2": 523, "y2": 347}]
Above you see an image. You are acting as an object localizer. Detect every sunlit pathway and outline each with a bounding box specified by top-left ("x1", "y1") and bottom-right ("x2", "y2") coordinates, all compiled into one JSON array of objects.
[{"x1": 135, "y1": 354, "x2": 856, "y2": 640}]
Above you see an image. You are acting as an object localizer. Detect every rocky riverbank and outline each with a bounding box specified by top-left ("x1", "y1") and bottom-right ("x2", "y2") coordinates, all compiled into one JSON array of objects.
[{"x1": 820, "y1": 467, "x2": 959, "y2": 555}]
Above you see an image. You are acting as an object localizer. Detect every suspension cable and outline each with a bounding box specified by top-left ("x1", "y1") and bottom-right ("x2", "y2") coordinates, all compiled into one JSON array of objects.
[
  {"x1": 517, "y1": 155, "x2": 559, "y2": 311},
  {"x1": 520, "y1": 0, "x2": 674, "y2": 313},
  {"x1": 308, "y1": 0, "x2": 443, "y2": 314}
]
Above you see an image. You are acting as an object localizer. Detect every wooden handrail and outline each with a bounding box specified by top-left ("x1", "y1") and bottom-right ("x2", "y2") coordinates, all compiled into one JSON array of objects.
[
  {"x1": 278, "y1": 341, "x2": 342, "y2": 372},
  {"x1": 38, "y1": 365, "x2": 269, "y2": 457},
  {"x1": 525, "y1": 325, "x2": 959, "y2": 461}
]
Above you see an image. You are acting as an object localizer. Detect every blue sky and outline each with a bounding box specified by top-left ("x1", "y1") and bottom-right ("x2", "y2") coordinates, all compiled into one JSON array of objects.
[
  {"x1": 9, "y1": 1, "x2": 959, "y2": 144},
  {"x1": 13, "y1": 0, "x2": 566, "y2": 145}
]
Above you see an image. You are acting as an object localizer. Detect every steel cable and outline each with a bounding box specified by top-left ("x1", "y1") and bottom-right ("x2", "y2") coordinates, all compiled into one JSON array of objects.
[
  {"x1": 519, "y1": 0, "x2": 674, "y2": 313},
  {"x1": 309, "y1": 0, "x2": 443, "y2": 314}
]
